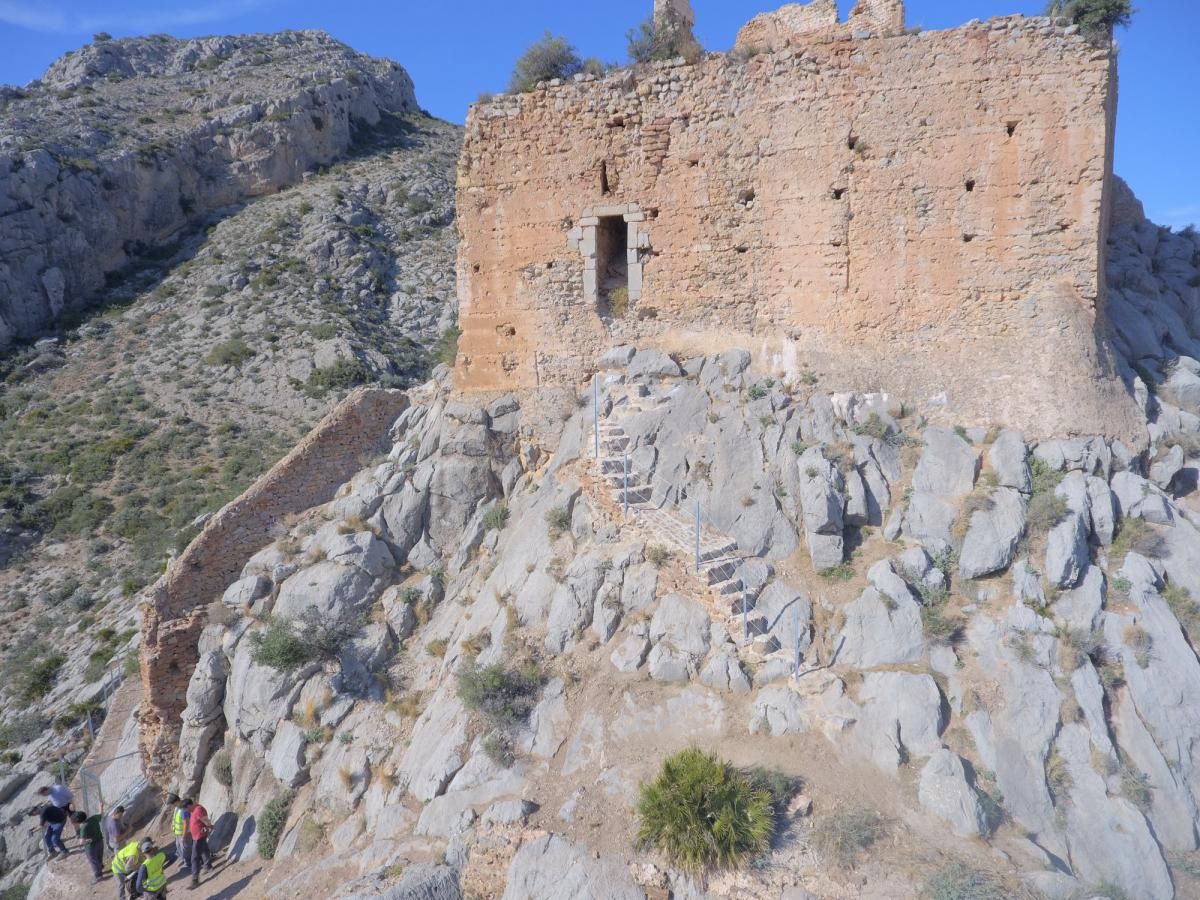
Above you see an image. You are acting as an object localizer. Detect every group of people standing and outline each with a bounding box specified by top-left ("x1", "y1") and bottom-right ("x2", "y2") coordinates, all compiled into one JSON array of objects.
[{"x1": 32, "y1": 780, "x2": 216, "y2": 896}]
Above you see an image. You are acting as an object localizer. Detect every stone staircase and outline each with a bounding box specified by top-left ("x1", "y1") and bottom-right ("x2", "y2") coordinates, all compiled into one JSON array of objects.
[{"x1": 593, "y1": 383, "x2": 773, "y2": 652}]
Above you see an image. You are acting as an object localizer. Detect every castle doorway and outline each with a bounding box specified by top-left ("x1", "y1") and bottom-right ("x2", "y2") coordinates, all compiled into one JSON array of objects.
[
  {"x1": 576, "y1": 203, "x2": 645, "y2": 321},
  {"x1": 595, "y1": 215, "x2": 630, "y2": 318}
]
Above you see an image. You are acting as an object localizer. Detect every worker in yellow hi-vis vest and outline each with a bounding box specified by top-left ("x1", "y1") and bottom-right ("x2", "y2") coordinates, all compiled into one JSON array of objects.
[
  {"x1": 111, "y1": 837, "x2": 143, "y2": 899},
  {"x1": 135, "y1": 839, "x2": 169, "y2": 898},
  {"x1": 167, "y1": 793, "x2": 192, "y2": 873}
]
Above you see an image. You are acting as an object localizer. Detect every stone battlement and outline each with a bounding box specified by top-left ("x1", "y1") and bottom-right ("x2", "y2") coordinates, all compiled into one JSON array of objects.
[{"x1": 454, "y1": 5, "x2": 1143, "y2": 442}]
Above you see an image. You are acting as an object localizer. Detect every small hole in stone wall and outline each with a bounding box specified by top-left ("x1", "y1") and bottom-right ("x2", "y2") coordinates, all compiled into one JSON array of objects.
[
  {"x1": 545, "y1": 261, "x2": 555, "y2": 269},
  {"x1": 738, "y1": 188, "x2": 756, "y2": 204},
  {"x1": 963, "y1": 233, "x2": 975, "y2": 243},
  {"x1": 832, "y1": 188, "x2": 846, "y2": 200},
  {"x1": 1006, "y1": 121, "x2": 1018, "y2": 137},
  {"x1": 496, "y1": 324, "x2": 517, "y2": 338},
  {"x1": 735, "y1": 244, "x2": 749, "y2": 254},
  {"x1": 965, "y1": 179, "x2": 976, "y2": 192},
  {"x1": 847, "y1": 135, "x2": 858, "y2": 151},
  {"x1": 600, "y1": 160, "x2": 611, "y2": 196},
  {"x1": 472, "y1": 263, "x2": 481, "y2": 273}
]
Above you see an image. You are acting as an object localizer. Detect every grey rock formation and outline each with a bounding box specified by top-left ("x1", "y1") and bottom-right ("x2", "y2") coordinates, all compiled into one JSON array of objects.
[
  {"x1": 796, "y1": 447, "x2": 845, "y2": 570},
  {"x1": 502, "y1": 834, "x2": 645, "y2": 900},
  {"x1": 268, "y1": 721, "x2": 309, "y2": 788},
  {"x1": 958, "y1": 488, "x2": 1026, "y2": 579},
  {"x1": 837, "y1": 563, "x2": 924, "y2": 667},
  {"x1": 338, "y1": 864, "x2": 463, "y2": 899},
  {"x1": 989, "y1": 430, "x2": 1031, "y2": 491},
  {"x1": 1044, "y1": 472, "x2": 1091, "y2": 588},
  {"x1": 918, "y1": 750, "x2": 987, "y2": 837},
  {"x1": 912, "y1": 427, "x2": 978, "y2": 496}
]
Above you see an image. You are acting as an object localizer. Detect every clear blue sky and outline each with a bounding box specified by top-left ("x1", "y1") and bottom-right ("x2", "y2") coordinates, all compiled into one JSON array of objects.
[{"x1": 0, "y1": 0, "x2": 1196, "y2": 228}]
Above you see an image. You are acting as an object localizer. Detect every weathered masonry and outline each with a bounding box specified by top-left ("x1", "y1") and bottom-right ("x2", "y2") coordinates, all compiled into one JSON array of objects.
[{"x1": 454, "y1": 0, "x2": 1143, "y2": 442}]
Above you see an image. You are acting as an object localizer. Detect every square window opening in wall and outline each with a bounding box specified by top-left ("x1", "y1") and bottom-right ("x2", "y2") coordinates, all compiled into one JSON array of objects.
[{"x1": 596, "y1": 215, "x2": 630, "y2": 319}]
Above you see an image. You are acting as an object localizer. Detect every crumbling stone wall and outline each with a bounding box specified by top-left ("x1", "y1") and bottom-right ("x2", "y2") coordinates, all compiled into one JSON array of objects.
[
  {"x1": 455, "y1": 9, "x2": 1143, "y2": 443},
  {"x1": 138, "y1": 388, "x2": 408, "y2": 781}
]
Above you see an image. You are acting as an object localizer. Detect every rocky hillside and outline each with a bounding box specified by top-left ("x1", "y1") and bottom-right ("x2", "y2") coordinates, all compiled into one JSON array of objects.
[
  {"x1": 74, "y1": 330, "x2": 1200, "y2": 900},
  {"x1": 0, "y1": 34, "x2": 460, "y2": 876},
  {"x1": 0, "y1": 30, "x2": 422, "y2": 344},
  {"x1": 19, "y1": 184, "x2": 1199, "y2": 897}
]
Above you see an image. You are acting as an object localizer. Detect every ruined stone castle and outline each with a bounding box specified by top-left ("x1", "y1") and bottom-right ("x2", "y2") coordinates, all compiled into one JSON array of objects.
[{"x1": 454, "y1": 0, "x2": 1144, "y2": 443}]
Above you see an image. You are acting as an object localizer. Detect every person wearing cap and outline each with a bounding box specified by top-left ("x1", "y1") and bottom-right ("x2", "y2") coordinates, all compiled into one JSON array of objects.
[
  {"x1": 111, "y1": 836, "x2": 143, "y2": 899},
  {"x1": 135, "y1": 840, "x2": 169, "y2": 898},
  {"x1": 168, "y1": 794, "x2": 192, "y2": 873}
]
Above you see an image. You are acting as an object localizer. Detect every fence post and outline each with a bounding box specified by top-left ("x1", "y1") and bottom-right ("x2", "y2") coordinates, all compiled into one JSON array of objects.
[
  {"x1": 593, "y1": 374, "x2": 600, "y2": 459},
  {"x1": 623, "y1": 451, "x2": 629, "y2": 517},
  {"x1": 741, "y1": 580, "x2": 748, "y2": 642},
  {"x1": 793, "y1": 601, "x2": 801, "y2": 674},
  {"x1": 694, "y1": 502, "x2": 701, "y2": 573}
]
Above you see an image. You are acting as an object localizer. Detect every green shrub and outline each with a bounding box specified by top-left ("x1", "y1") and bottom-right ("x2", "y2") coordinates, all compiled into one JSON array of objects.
[
  {"x1": 509, "y1": 33, "x2": 582, "y2": 93},
  {"x1": 922, "y1": 860, "x2": 1006, "y2": 900},
  {"x1": 213, "y1": 750, "x2": 233, "y2": 787},
  {"x1": 18, "y1": 653, "x2": 66, "y2": 702},
  {"x1": 607, "y1": 286, "x2": 630, "y2": 318},
  {"x1": 457, "y1": 661, "x2": 543, "y2": 731},
  {"x1": 546, "y1": 506, "x2": 572, "y2": 537},
  {"x1": 304, "y1": 358, "x2": 370, "y2": 398},
  {"x1": 0, "y1": 715, "x2": 46, "y2": 749},
  {"x1": 636, "y1": 747, "x2": 774, "y2": 872},
  {"x1": 205, "y1": 339, "x2": 255, "y2": 368},
  {"x1": 811, "y1": 806, "x2": 888, "y2": 869},
  {"x1": 257, "y1": 791, "x2": 294, "y2": 860},
  {"x1": 0, "y1": 883, "x2": 30, "y2": 900},
  {"x1": 249, "y1": 619, "x2": 315, "y2": 671},
  {"x1": 1163, "y1": 582, "x2": 1199, "y2": 634},
  {"x1": 1026, "y1": 491, "x2": 1069, "y2": 533},
  {"x1": 482, "y1": 732, "x2": 515, "y2": 768},
  {"x1": 626, "y1": 15, "x2": 703, "y2": 64},
  {"x1": 1112, "y1": 517, "x2": 1166, "y2": 560},
  {"x1": 483, "y1": 504, "x2": 510, "y2": 531},
  {"x1": 742, "y1": 766, "x2": 801, "y2": 811},
  {"x1": 1046, "y1": 0, "x2": 1134, "y2": 38},
  {"x1": 647, "y1": 545, "x2": 671, "y2": 568},
  {"x1": 921, "y1": 598, "x2": 964, "y2": 645},
  {"x1": 432, "y1": 325, "x2": 461, "y2": 367}
]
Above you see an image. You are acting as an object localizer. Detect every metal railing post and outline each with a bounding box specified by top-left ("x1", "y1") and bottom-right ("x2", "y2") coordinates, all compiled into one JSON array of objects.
[
  {"x1": 593, "y1": 374, "x2": 600, "y2": 459},
  {"x1": 741, "y1": 581, "x2": 748, "y2": 642},
  {"x1": 793, "y1": 602, "x2": 801, "y2": 674},
  {"x1": 694, "y1": 501, "x2": 701, "y2": 573},
  {"x1": 623, "y1": 451, "x2": 629, "y2": 517}
]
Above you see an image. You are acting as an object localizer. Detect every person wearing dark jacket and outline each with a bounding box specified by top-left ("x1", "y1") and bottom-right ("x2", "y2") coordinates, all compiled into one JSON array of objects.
[{"x1": 35, "y1": 801, "x2": 68, "y2": 858}]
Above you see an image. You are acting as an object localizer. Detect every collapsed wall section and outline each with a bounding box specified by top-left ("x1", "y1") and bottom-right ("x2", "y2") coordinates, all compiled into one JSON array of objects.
[
  {"x1": 138, "y1": 388, "x2": 408, "y2": 782},
  {"x1": 454, "y1": 15, "x2": 1143, "y2": 442}
]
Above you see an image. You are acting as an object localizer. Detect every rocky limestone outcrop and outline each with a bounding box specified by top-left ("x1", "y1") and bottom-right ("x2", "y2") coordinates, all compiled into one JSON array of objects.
[{"x1": 0, "y1": 31, "x2": 418, "y2": 343}]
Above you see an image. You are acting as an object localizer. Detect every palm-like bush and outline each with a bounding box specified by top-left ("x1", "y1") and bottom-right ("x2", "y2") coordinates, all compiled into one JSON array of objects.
[{"x1": 637, "y1": 747, "x2": 775, "y2": 872}]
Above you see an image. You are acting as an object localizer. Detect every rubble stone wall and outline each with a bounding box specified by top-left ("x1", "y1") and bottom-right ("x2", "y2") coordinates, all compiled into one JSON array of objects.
[
  {"x1": 138, "y1": 387, "x2": 408, "y2": 780},
  {"x1": 454, "y1": 12, "x2": 1143, "y2": 442}
]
